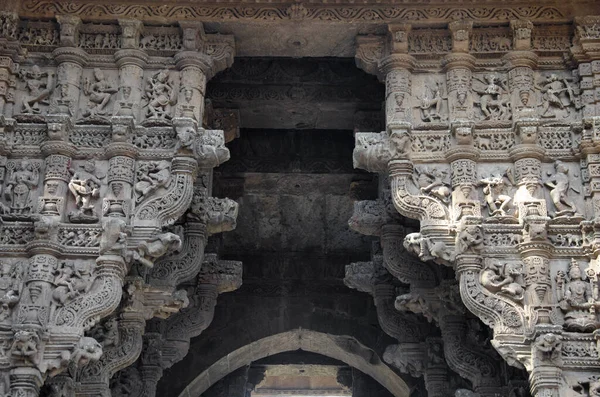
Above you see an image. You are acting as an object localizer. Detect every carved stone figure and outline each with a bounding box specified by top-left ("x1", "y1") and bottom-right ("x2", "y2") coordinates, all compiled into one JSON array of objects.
[
  {"x1": 68, "y1": 161, "x2": 104, "y2": 223},
  {"x1": 19, "y1": 65, "x2": 53, "y2": 114},
  {"x1": 395, "y1": 292, "x2": 434, "y2": 322},
  {"x1": 82, "y1": 68, "x2": 117, "y2": 118},
  {"x1": 537, "y1": 73, "x2": 583, "y2": 118},
  {"x1": 99, "y1": 217, "x2": 127, "y2": 255},
  {"x1": 455, "y1": 225, "x2": 484, "y2": 255},
  {"x1": 52, "y1": 262, "x2": 93, "y2": 306},
  {"x1": 414, "y1": 167, "x2": 451, "y2": 203},
  {"x1": 414, "y1": 82, "x2": 445, "y2": 122},
  {"x1": 534, "y1": 333, "x2": 562, "y2": 364},
  {"x1": 404, "y1": 232, "x2": 453, "y2": 262},
  {"x1": 0, "y1": 262, "x2": 22, "y2": 321},
  {"x1": 144, "y1": 69, "x2": 177, "y2": 120},
  {"x1": 133, "y1": 232, "x2": 182, "y2": 268},
  {"x1": 135, "y1": 161, "x2": 171, "y2": 202},
  {"x1": 90, "y1": 317, "x2": 119, "y2": 348},
  {"x1": 69, "y1": 337, "x2": 103, "y2": 366},
  {"x1": 479, "y1": 171, "x2": 513, "y2": 217},
  {"x1": 544, "y1": 160, "x2": 580, "y2": 217},
  {"x1": 556, "y1": 259, "x2": 600, "y2": 332},
  {"x1": 389, "y1": 129, "x2": 411, "y2": 158},
  {"x1": 11, "y1": 330, "x2": 39, "y2": 362},
  {"x1": 473, "y1": 74, "x2": 511, "y2": 121},
  {"x1": 480, "y1": 259, "x2": 524, "y2": 301},
  {"x1": 4, "y1": 159, "x2": 39, "y2": 218}
]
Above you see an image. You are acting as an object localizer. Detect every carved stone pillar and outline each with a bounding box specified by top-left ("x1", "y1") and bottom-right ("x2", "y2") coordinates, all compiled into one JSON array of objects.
[
  {"x1": 160, "y1": 254, "x2": 242, "y2": 369},
  {"x1": 9, "y1": 251, "x2": 58, "y2": 397},
  {"x1": 50, "y1": 16, "x2": 86, "y2": 120},
  {"x1": 505, "y1": 20, "x2": 538, "y2": 121},
  {"x1": 113, "y1": 19, "x2": 145, "y2": 122}
]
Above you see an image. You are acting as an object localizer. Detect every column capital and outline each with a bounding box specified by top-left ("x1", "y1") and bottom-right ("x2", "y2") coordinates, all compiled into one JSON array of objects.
[
  {"x1": 448, "y1": 20, "x2": 472, "y2": 53},
  {"x1": 118, "y1": 19, "x2": 144, "y2": 49},
  {"x1": 55, "y1": 15, "x2": 81, "y2": 47},
  {"x1": 387, "y1": 23, "x2": 412, "y2": 54}
]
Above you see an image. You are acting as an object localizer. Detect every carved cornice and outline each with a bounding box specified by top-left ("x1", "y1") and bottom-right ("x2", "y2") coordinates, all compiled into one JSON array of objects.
[{"x1": 17, "y1": 1, "x2": 582, "y2": 24}]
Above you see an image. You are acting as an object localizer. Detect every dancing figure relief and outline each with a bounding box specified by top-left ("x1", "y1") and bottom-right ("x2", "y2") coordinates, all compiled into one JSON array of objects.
[
  {"x1": 144, "y1": 69, "x2": 178, "y2": 121},
  {"x1": 81, "y1": 68, "x2": 117, "y2": 119},
  {"x1": 19, "y1": 66, "x2": 54, "y2": 115},
  {"x1": 68, "y1": 161, "x2": 105, "y2": 223}
]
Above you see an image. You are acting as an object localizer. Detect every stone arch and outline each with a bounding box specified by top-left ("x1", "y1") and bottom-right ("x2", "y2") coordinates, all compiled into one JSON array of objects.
[{"x1": 177, "y1": 329, "x2": 411, "y2": 397}]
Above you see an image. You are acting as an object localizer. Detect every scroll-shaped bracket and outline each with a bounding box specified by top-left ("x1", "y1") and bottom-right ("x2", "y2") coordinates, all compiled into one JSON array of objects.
[
  {"x1": 389, "y1": 160, "x2": 449, "y2": 225},
  {"x1": 132, "y1": 156, "x2": 197, "y2": 229},
  {"x1": 355, "y1": 35, "x2": 386, "y2": 80},
  {"x1": 76, "y1": 314, "x2": 145, "y2": 392},
  {"x1": 345, "y1": 256, "x2": 432, "y2": 344},
  {"x1": 149, "y1": 222, "x2": 206, "y2": 289},
  {"x1": 455, "y1": 255, "x2": 528, "y2": 369},
  {"x1": 160, "y1": 253, "x2": 242, "y2": 369},
  {"x1": 381, "y1": 225, "x2": 440, "y2": 287},
  {"x1": 439, "y1": 314, "x2": 504, "y2": 392}
]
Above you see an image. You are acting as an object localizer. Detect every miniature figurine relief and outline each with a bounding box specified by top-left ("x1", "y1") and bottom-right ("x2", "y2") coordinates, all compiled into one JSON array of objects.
[
  {"x1": 18, "y1": 66, "x2": 54, "y2": 116},
  {"x1": 479, "y1": 171, "x2": 513, "y2": 217},
  {"x1": 132, "y1": 232, "x2": 182, "y2": 268},
  {"x1": 413, "y1": 80, "x2": 447, "y2": 123},
  {"x1": 135, "y1": 161, "x2": 171, "y2": 203},
  {"x1": 143, "y1": 69, "x2": 178, "y2": 122},
  {"x1": 480, "y1": 259, "x2": 525, "y2": 301},
  {"x1": 472, "y1": 73, "x2": 511, "y2": 122},
  {"x1": 556, "y1": 259, "x2": 600, "y2": 332},
  {"x1": 68, "y1": 160, "x2": 105, "y2": 223},
  {"x1": 81, "y1": 68, "x2": 117, "y2": 120},
  {"x1": 536, "y1": 73, "x2": 583, "y2": 119},
  {"x1": 413, "y1": 167, "x2": 451, "y2": 203},
  {"x1": 544, "y1": 161, "x2": 581, "y2": 218},
  {"x1": 3, "y1": 159, "x2": 40, "y2": 220}
]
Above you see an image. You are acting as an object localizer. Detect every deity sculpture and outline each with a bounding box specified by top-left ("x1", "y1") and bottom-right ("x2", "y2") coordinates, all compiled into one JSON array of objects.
[
  {"x1": 135, "y1": 160, "x2": 171, "y2": 202},
  {"x1": 68, "y1": 161, "x2": 104, "y2": 223},
  {"x1": 82, "y1": 68, "x2": 117, "y2": 118},
  {"x1": 414, "y1": 82, "x2": 445, "y2": 122},
  {"x1": 556, "y1": 259, "x2": 600, "y2": 332},
  {"x1": 4, "y1": 159, "x2": 39, "y2": 218},
  {"x1": 544, "y1": 160, "x2": 580, "y2": 217},
  {"x1": 19, "y1": 65, "x2": 54, "y2": 114},
  {"x1": 144, "y1": 69, "x2": 177, "y2": 120},
  {"x1": 479, "y1": 171, "x2": 513, "y2": 217},
  {"x1": 473, "y1": 74, "x2": 511, "y2": 121},
  {"x1": 537, "y1": 74, "x2": 583, "y2": 118}
]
